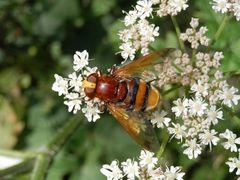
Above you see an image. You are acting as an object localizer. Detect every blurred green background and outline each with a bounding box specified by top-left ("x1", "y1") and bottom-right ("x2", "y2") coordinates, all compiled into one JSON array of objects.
[{"x1": 0, "y1": 0, "x2": 240, "y2": 179}]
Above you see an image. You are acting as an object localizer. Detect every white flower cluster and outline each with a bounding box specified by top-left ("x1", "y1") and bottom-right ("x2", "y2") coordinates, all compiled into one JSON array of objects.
[
  {"x1": 119, "y1": 0, "x2": 189, "y2": 60},
  {"x1": 146, "y1": 48, "x2": 221, "y2": 89},
  {"x1": 168, "y1": 81, "x2": 240, "y2": 159},
  {"x1": 211, "y1": 0, "x2": 240, "y2": 21},
  {"x1": 151, "y1": 111, "x2": 171, "y2": 128},
  {"x1": 180, "y1": 18, "x2": 210, "y2": 49},
  {"x1": 100, "y1": 150, "x2": 185, "y2": 180},
  {"x1": 226, "y1": 151, "x2": 240, "y2": 176},
  {"x1": 52, "y1": 50, "x2": 102, "y2": 122},
  {"x1": 144, "y1": 18, "x2": 240, "y2": 176},
  {"x1": 164, "y1": 21, "x2": 240, "y2": 161},
  {"x1": 156, "y1": 0, "x2": 189, "y2": 17}
]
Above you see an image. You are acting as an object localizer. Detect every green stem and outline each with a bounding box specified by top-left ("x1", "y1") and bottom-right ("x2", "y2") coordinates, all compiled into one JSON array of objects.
[
  {"x1": 149, "y1": 45, "x2": 157, "y2": 52},
  {"x1": 157, "y1": 133, "x2": 170, "y2": 159},
  {"x1": 171, "y1": 16, "x2": 185, "y2": 51},
  {"x1": 209, "y1": 14, "x2": 228, "y2": 48},
  {"x1": 171, "y1": 63, "x2": 183, "y2": 73},
  {"x1": 0, "y1": 115, "x2": 85, "y2": 179},
  {"x1": 31, "y1": 115, "x2": 84, "y2": 179},
  {"x1": 191, "y1": 49, "x2": 196, "y2": 65},
  {"x1": 0, "y1": 150, "x2": 37, "y2": 178},
  {"x1": 0, "y1": 158, "x2": 35, "y2": 178},
  {"x1": 0, "y1": 149, "x2": 37, "y2": 159},
  {"x1": 162, "y1": 85, "x2": 181, "y2": 96},
  {"x1": 46, "y1": 115, "x2": 84, "y2": 154},
  {"x1": 31, "y1": 153, "x2": 51, "y2": 180}
]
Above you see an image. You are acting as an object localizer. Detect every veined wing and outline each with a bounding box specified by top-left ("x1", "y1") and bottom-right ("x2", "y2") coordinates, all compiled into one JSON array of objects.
[
  {"x1": 107, "y1": 103, "x2": 160, "y2": 152},
  {"x1": 114, "y1": 48, "x2": 178, "y2": 79}
]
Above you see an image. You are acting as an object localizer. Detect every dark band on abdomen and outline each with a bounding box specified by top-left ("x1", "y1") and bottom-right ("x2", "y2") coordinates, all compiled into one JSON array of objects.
[
  {"x1": 141, "y1": 82, "x2": 150, "y2": 112},
  {"x1": 127, "y1": 78, "x2": 139, "y2": 111}
]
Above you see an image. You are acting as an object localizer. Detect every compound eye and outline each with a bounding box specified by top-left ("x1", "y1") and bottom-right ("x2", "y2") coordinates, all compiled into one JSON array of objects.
[{"x1": 84, "y1": 73, "x2": 98, "y2": 99}]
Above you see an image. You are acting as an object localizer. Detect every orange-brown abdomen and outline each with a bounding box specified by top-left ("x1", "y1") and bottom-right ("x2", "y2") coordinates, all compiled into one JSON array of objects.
[{"x1": 117, "y1": 78, "x2": 160, "y2": 112}]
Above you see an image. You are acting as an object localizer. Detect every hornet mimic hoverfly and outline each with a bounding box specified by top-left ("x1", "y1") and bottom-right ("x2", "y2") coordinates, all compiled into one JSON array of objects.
[{"x1": 82, "y1": 48, "x2": 178, "y2": 152}]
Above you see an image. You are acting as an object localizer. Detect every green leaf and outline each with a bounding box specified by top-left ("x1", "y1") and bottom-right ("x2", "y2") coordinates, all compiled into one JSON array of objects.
[
  {"x1": 33, "y1": 0, "x2": 79, "y2": 37},
  {"x1": 92, "y1": 0, "x2": 116, "y2": 16},
  {"x1": 25, "y1": 103, "x2": 54, "y2": 149},
  {"x1": 77, "y1": 163, "x2": 104, "y2": 180},
  {"x1": 107, "y1": 21, "x2": 124, "y2": 52},
  {"x1": 47, "y1": 151, "x2": 79, "y2": 180}
]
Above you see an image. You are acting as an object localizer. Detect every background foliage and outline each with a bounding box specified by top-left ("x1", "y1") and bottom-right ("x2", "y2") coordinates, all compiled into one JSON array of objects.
[{"x1": 0, "y1": 0, "x2": 239, "y2": 179}]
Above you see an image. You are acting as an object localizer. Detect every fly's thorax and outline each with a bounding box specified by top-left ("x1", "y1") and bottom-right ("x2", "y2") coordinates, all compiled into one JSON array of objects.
[{"x1": 95, "y1": 75, "x2": 120, "y2": 101}]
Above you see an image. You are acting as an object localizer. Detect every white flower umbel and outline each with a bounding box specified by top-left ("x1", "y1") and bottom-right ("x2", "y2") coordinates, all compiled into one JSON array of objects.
[
  {"x1": 64, "y1": 93, "x2": 82, "y2": 114},
  {"x1": 199, "y1": 129, "x2": 220, "y2": 150},
  {"x1": 52, "y1": 50, "x2": 102, "y2": 121},
  {"x1": 100, "y1": 150, "x2": 185, "y2": 180},
  {"x1": 118, "y1": 19, "x2": 159, "y2": 60},
  {"x1": 123, "y1": 10, "x2": 138, "y2": 26},
  {"x1": 211, "y1": 0, "x2": 230, "y2": 13},
  {"x1": 151, "y1": 111, "x2": 171, "y2": 128},
  {"x1": 119, "y1": 0, "x2": 190, "y2": 59},
  {"x1": 139, "y1": 150, "x2": 158, "y2": 170},
  {"x1": 119, "y1": 42, "x2": 136, "y2": 60},
  {"x1": 82, "y1": 102, "x2": 101, "y2": 122},
  {"x1": 220, "y1": 129, "x2": 240, "y2": 152},
  {"x1": 219, "y1": 86, "x2": 240, "y2": 108},
  {"x1": 233, "y1": 1, "x2": 240, "y2": 21},
  {"x1": 168, "y1": 123, "x2": 187, "y2": 142},
  {"x1": 206, "y1": 106, "x2": 223, "y2": 125},
  {"x1": 171, "y1": 98, "x2": 189, "y2": 117},
  {"x1": 68, "y1": 72, "x2": 83, "y2": 92},
  {"x1": 163, "y1": 23, "x2": 240, "y2": 160},
  {"x1": 100, "y1": 161, "x2": 123, "y2": 180},
  {"x1": 180, "y1": 18, "x2": 210, "y2": 49},
  {"x1": 226, "y1": 155, "x2": 240, "y2": 176},
  {"x1": 136, "y1": 0, "x2": 153, "y2": 19},
  {"x1": 73, "y1": 50, "x2": 89, "y2": 71},
  {"x1": 183, "y1": 139, "x2": 202, "y2": 159},
  {"x1": 121, "y1": 159, "x2": 140, "y2": 179},
  {"x1": 164, "y1": 166, "x2": 185, "y2": 180},
  {"x1": 156, "y1": 0, "x2": 189, "y2": 17},
  {"x1": 168, "y1": 0, "x2": 189, "y2": 15},
  {"x1": 52, "y1": 74, "x2": 69, "y2": 96},
  {"x1": 188, "y1": 97, "x2": 208, "y2": 117},
  {"x1": 210, "y1": 0, "x2": 240, "y2": 21},
  {"x1": 191, "y1": 80, "x2": 209, "y2": 97}
]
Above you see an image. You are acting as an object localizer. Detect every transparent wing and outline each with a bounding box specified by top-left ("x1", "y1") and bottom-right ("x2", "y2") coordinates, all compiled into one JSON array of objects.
[
  {"x1": 114, "y1": 48, "x2": 178, "y2": 79},
  {"x1": 107, "y1": 103, "x2": 160, "y2": 152}
]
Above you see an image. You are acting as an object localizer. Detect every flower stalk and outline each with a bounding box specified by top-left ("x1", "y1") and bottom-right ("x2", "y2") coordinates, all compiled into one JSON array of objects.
[
  {"x1": 157, "y1": 133, "x2": 170, "y2": 159},
  {"x1": 0, "y1": 158, "x2": 35, "y2": 178},
  {"x1": 209, "y1": 14, "x2": 229, "y2": 47},
  {"x1": 171, "y1": 16, "x2": 185, "y2": 51},
  {"x1": 0, "y1": 115, "x2": 84, "y2": 179}
]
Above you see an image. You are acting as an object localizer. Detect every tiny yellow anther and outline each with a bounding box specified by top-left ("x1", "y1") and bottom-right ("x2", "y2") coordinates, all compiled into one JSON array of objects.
[{"x1": 82, "y1": 80, "x2": 96, "y2": 89}]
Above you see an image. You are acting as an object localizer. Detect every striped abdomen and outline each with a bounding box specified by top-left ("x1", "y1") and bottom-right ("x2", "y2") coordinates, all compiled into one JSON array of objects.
[{"x1": 120, "y1": 78, "x2": 160, "y2": 112}]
